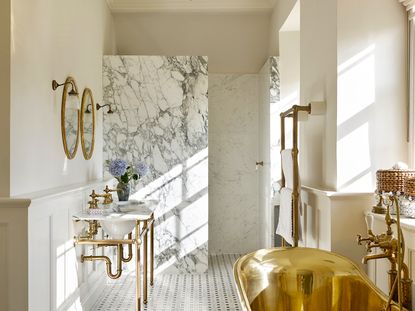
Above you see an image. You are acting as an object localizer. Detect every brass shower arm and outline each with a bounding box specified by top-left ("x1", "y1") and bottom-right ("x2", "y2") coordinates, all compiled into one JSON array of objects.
[
  {"x1": 96, "y1": 103, "x2": 114, "y2": 114},
  {"x1": 51, "y1": 79, "x2": 78, "y2": 96},
  {"x1": 85, "y1": 103, "x2": 114, "y2": 114}
]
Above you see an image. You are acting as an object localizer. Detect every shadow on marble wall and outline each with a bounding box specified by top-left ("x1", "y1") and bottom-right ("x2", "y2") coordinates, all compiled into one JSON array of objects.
[{"x1": 131, "y1": 149, "x2": 208, "y2": 273}]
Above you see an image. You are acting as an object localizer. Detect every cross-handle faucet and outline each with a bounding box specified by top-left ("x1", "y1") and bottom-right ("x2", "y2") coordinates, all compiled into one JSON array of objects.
[
  {"x1": 357, "y1": 214, "x2": 388, "y2": 252},
  {"x1": 102, "y1": 185, "x2": 117, "y2": 204},
  {"x1": 88, "y1": 190, "x2": 100, "y2": 209},
  {"x1": 89, "y1": 189, "x2": 113, "y2": 206}
]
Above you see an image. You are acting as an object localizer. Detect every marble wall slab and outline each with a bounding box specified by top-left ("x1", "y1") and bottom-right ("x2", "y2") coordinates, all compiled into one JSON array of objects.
[
  {"x1": 270, "y1": 56, "x2": 280, "y2": 104},
  {"x1": 209, "y1": 74, "x2": 260, "y2": 254},
  {"x1": 103, "y1": 56, "x2": 208, "y2": 273},
  {"x1": 270, "y1": 57, "x2": 281, "y2": 193}
]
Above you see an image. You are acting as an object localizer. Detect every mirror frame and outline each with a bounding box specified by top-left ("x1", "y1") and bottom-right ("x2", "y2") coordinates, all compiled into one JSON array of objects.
[
  {"x1": 61, "y1": 76, "x2": 80, "y2": 160},
  {"x1": 80, "y1": 88, "x2": 96, "y2": 160}
]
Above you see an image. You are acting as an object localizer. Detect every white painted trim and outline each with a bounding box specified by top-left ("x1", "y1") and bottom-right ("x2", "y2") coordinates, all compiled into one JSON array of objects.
[
  {"x1": 12, "y1": 178, "x2": 113, "y2": 202},
  {"x1": 107, "y1": 0, "x2": 275, "y2": 13},
  {"x1": 371, "y1": 212, "x2": 415, "y2": 233},
  {"x1": 302, "y1": 185, "x2": 373, "y2": 199}
]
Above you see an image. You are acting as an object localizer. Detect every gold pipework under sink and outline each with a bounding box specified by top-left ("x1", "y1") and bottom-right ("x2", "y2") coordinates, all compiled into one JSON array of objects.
[{"x1": 73, "y1": 189, "x2": 156, "y2": 311}]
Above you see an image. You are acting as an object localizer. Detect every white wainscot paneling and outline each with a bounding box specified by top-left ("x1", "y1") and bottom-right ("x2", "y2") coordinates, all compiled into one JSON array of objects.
[
  {"x1": 28, "y1": 181, "x2": 110, "y2": 311},
  {"x1": 0, "y1": 180, "x2": 110, "y2": 311},
  {"x1": 300, "y1": 186, "x2": 372, "y2": 271}
]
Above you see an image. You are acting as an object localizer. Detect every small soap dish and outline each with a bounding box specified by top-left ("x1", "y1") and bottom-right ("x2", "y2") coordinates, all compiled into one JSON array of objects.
[
  {"x1": 87, "y1": 208, "x2": 106, "y2": 215},
  {"x1": 87, "y1": 204, "x2": 111, "y2": 215}
]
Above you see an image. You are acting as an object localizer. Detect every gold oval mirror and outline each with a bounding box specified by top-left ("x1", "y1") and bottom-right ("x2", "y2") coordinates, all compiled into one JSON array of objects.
[
  {"x1": 80, "y1": 88, "x2": 95, "y2": 160},
  {"x1": 61, "y1": 76, "x2": 80, "y2": 159}
]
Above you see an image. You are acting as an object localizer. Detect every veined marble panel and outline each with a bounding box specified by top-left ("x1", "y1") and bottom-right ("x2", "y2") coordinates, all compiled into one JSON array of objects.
[
  {"x1": 209, "y1": 74, "x2": 259, "y2": 254},
  {"x1": 103, "y1": 56, "x2": 208, "y2": 273},
  {"x1": 270, "y1": 57, "x2": 281, "y2": 193},
  {"x1": 270, "y1": 56, "x2": 280, "y2": 103}
]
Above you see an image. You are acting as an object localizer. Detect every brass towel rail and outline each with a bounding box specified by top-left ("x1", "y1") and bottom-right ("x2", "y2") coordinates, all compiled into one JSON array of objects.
[{"x1": 280, "y1": 104, "x2": 312, "y2": 247}]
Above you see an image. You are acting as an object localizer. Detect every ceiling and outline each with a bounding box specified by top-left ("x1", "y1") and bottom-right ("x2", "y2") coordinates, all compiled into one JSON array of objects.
[{"x1": 107, "y1": 0, "x2": 277, "y2": 13}]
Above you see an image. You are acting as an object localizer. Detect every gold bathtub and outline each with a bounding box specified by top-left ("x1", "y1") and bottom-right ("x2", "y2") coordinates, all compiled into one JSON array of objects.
[{"x1": 234, "y1": 247, "x2": 402, "y2": 311}]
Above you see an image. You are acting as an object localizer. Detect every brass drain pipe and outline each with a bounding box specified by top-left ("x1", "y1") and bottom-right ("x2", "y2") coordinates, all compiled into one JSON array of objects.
[
  {"x1": 122, "y1": 233, "x2": 133, "y2": 263},
  {"x1": 81, "y1": 244, "x2": 124, "y2": 279}
]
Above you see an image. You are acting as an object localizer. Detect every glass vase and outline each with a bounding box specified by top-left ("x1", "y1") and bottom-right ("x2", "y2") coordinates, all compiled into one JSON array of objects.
[{"x1": 117, "y1": 182, "x2": 130, "y2": 201}]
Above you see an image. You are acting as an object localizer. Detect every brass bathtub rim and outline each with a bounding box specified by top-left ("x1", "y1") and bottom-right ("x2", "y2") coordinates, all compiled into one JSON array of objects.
[{"x1": 233, "y1": 247, "x2": 402, "y2": 311}]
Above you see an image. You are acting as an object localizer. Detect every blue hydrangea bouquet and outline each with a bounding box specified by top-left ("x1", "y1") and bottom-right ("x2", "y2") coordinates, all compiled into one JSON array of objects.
[{"x1": 109, "y1": 159, "x2": 149, "y2": 201}]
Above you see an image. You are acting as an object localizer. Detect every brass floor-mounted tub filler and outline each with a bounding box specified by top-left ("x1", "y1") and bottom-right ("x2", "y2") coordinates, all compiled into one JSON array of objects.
[
  {"x1": 358, "y1": 195, "x2": 412, "y2": 310},
  {"x1": 73, "y1": 187, "x2": 155, "y2": 311},
  {"x1": 233, "y1": 103, "x2": 411, "y2": 311}
]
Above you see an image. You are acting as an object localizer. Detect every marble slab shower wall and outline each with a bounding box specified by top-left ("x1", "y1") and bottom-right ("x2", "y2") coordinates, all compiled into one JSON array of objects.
[
  {"x1": 270, "y1": 56, "x2": 280, "y2": 104},
  {"x1": 209, "y1": 74, "x2": 260, "y2": 254},
  {"x1": 270, "y1": 57, "x2": 281, "y2": 193},
  {"x1": 103, "y1": 56, "x2": 208, "y2": 273}
]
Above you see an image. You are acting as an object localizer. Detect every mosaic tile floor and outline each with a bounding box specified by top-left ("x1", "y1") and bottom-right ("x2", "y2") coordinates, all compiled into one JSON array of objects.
[{"x1": 92, "y1": 254, "x2": 243, "y2": 311}]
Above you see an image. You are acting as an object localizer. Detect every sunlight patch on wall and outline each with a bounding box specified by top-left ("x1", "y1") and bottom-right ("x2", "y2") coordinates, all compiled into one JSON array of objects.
[
  {"x1": 55, "y1": 239, "x2": 81, "y2": 309},
  {"x1": 185, "y1": 156, "x2": 208, "y2": 199},
  {"x1": 337, "y1": 123, "x2": 372, "y2": 191},
  {"x1": 337, "y1": 45, "x2": 375, "y2": 126}
]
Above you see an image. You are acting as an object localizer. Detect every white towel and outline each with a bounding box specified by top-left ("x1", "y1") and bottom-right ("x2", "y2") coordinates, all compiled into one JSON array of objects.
[
  {"x1": 281, "y1": 149, "x2": 302, "y2": 216},
  {"x1": 277, "y1": 149, "x2": 303, "y2": 245},
  {"x1": 281, "y1": 149, "x2": 294, "y2": 189},
  {"x1": 276, "y1": 188, "x2": 293, "y2": 245}
]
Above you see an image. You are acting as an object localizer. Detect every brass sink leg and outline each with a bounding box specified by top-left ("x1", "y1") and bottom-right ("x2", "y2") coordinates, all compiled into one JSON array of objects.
[
  {"x1": 136, "y1": 221, "x2": 141, "y2": 311},
  {"x1": 150, "y1": 214, "x2": 154, "y2": 286},
  {"x1": 143, "y1": 220, "x2": 148, "y2": 304}
]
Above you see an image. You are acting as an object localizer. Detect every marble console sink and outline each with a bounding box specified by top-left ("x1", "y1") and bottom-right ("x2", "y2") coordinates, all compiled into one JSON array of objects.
[{"x1": 73, "y1": 200, "x2": 157, "y2": 239}]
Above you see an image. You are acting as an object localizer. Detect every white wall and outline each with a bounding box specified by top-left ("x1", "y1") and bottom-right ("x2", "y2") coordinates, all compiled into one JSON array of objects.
[
  {"x1": 337, "y1": 0, "x2": 407, "y2": 192},
  {"x1": 295, "y1": 0, "x2": 407, "y2": 191},
  {"x1": 113, "y1": 12, "x2": 270, "y2": 73},
  {"x1": 279, "y1": 31, "x2": 300, "y2": 101},
  {"x1": 10, "y1": 0, "x2": 116, "y2": 196},
  {"x1": 268, "y1": 0, "x2": 297, "y2": 55},
  {"x1": 209, "y1": 74, "x2": 259, "y2": 254},
  {"x1": 300, "y1": 0, "x2": 337, "y2": 189},
  {"x1": 0, "y1": 0, "x2": 10, "y2": 196}
]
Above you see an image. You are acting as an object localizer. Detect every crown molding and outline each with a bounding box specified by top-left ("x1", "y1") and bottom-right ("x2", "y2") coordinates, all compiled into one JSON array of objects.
[{"x1": 107, "y1": 0, "x2": 276, "y2": 13}]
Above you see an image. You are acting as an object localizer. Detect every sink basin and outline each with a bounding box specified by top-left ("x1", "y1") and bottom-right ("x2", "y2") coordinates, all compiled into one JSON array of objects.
[
  {"x1": 72, "y1": 200, "x2": 157, "y2": 240},
  {"x1": 101, "y1": 219, "x2": 136, "y2": 239}
]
